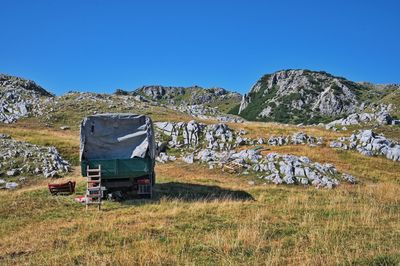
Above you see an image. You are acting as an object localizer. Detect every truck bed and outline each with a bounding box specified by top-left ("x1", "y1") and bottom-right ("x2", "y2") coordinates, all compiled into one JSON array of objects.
[{"x1": 81, "y1": 157, "x2": 153, "y2": 179}]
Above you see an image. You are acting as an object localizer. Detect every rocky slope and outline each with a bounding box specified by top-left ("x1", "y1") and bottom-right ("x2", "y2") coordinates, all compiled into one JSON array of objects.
[
  {"x1": 0, "y1": 74, "x2": 52, "y2": 97},
  {"x1": 2, "y1": 72, "x2": 399, "y2": 128},
  {"x1": 153, "y1": 120, "x2": 354, "y2": 189},
  {"x1": 0, "y1": 74, "x2": 53, "y2": 123},
  {"x1": 0, "y1": 134, "x2": 70, "y2": 180},
  {"x1": 326, "y1": 104, "x2": 399, "y2": 128},
  {"x1": 154, "y1": 120, "x2": 322, "y2": 152},
  {"x1": 0, "y1": 73, "x2": 244, "y2": 125},
  {"x1": 330, "y1": 130, "x2": 400, "y2": 161},
  {"x1": 134, "y1": 85, "x2": 241, "y2": 113},
  {"x1": 233, "y1": 69, "x2": 400, "y2": 124}
]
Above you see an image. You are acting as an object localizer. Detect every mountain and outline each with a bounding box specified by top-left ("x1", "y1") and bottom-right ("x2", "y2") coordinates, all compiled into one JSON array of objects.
[
  {"x1": 358, "y1": 82, "x2": 400, "y2": 118},
  {"x1": 0, "y1": 74, "x2": 244, "y2": 125},
  {"x1": 0, "y1": 74, "x2": 53, "y2": 123},
  {"x1": 133, "y1": 85, "x2": 241, "y2": 113},
  {"x1": 2, "y1": 71, "x2": 399, "y2": 126},
  {"x1": 0, "y1": 74, "x2": 53, "y2": 97},
  {"x1": 232, "y1": 69, "x2": 400, "y2": 124}
]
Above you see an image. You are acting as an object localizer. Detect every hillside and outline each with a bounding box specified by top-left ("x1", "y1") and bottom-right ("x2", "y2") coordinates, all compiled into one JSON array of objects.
[
  {"x1": 134, "y1": 85, "x2": 241, "y2": 113},
  {"x1": 0, "y1": 74, "x2": 53, "y2": 97},
  {"x1": 360, "y1": 82, "x2": 400, "y2": 118},
  {"x1": 1, "y1": 119, "x2": 400, "y2": 264},
  {"x1": 0, "y1": 74, "x2": 244, "y2": 126},
  {"x1": 0, "y1": 73, "x2": 400, "y2": 265},
  {"x1": 0, "y1": 74, "x2": 53, "y2": 123},
  {"x1": 232, "y1": 69, "x2": 400, "y2": 124}
]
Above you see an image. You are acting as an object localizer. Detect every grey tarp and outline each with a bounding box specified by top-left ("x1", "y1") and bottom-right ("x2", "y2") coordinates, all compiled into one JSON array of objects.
[{"x1": 80, "y1": 113, "x2": 155, "y2": 161}]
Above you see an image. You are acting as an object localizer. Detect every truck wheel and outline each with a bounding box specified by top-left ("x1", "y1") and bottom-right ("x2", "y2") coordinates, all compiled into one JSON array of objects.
[{"x1": 151, "y1": 170, "x2": 156, "y2": 187}]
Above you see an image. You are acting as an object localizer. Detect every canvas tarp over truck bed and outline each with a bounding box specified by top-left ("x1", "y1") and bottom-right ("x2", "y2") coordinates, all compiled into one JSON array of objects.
[{"x1": 80, "y1": 113, "x2": 155, "y2": 178}]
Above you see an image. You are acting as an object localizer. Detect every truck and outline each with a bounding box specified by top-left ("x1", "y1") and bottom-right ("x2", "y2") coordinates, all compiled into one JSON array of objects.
[{"x1": 80, "y1": 113, "x2": 156, "y2": 198}]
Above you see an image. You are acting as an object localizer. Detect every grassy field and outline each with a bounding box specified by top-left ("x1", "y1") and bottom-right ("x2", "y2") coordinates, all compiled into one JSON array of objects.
[{"x1": 0, "y1": 121, "x2": 399, "y2": 265}]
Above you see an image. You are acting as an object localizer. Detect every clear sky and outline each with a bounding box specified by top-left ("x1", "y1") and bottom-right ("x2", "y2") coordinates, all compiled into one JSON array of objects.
[{"x1": 1, "y1": 0, "x2": 399, "y2": 95}]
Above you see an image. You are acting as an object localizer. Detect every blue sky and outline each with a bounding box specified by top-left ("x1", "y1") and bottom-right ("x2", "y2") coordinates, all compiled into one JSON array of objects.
[{"x1": 0, "y1": 0, "x2": 399, "y2": 95}]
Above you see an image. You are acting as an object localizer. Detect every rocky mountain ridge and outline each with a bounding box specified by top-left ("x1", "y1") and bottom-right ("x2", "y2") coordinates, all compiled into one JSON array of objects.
[
  {"x1": 134, "y1": 85, "x2": 241, "y2": 111},
  {"x1": 234, "y1": 69, "x2": 400, "y2": 124},
  {"x1": 0, "y1": 74, "x2": 243, "y2": 125},
  {"x1": 1, "y1": 71, "x2": 399, "y2": 127},
  {"x1": 0, "y1": 74, "x2": 53, "y2": 123},
  {"x1": 0, "y1": 74, "x2": 53, "y2": 97}
]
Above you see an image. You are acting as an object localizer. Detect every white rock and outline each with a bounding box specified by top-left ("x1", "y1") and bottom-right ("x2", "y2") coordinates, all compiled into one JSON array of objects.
[
  {"x1": 182, "y1": 154, "x2": 194, "y2": 164},
  {"x1": 5, "y1": 182, "x2": 18, "y2": 189}
]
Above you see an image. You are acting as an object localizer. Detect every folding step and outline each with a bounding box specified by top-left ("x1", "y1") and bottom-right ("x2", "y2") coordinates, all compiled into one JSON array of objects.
[
  {"x1": 87, "y1": 180, "x2": 101, "y2": 184},
  {"x1": 87, "y1": 169, "x2": 100, "y2": 173},
  {"x1": 88, "y1": 186, "x2": 101, "y2": 190},
  {"x1": 87, "y1": 174, "x2": 101, "y2": 178},
  {"x1": 85, "y1": 165, "x2": 102, "y2": 211}
]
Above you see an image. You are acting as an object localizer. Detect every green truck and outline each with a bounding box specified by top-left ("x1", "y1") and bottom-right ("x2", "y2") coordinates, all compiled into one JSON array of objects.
[{"x1": 80, "y1": 113, "x2": 156, "y2": 198}]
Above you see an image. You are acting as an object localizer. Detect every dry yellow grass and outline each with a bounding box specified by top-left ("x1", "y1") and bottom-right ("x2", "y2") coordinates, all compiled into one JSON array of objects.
[
  {"x1": 228, "y1": 121, "x2": 348, "y2": 140},
  {"x1": 0, "y1": 121, "x2": 399, "y2": 265},
  {"x1": 0, "y1": 163, "x2": 399, "y2": 265}
]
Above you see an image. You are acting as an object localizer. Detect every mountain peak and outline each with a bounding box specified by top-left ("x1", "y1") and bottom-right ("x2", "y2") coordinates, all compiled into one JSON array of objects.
[
  {"x1": 133, "y1": 85, "x2": 241, "y2": 108},
  {"x1": 236, "y1": 69, "x2": 368, "y2": 124},
  {"x1": 0, "y1": 74, "x2": 53, "y2": 97}
]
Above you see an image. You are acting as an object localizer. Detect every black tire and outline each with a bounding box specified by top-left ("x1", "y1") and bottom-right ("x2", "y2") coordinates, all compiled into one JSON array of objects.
[{"x1": 151, "y1": 170, "x2": 156, "y2": 187}]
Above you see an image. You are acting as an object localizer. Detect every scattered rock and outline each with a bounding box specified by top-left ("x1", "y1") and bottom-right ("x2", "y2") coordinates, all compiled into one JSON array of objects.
[
  {"x1": 342, "y1": 173, "x2": 357, "y2": 184},
  {"x1": 155, "y1": 121, "x2": 250, "y2": 151},
  {"x1": 330, "y1": 129, "x2": 400, "y2": 161},
  {"x1": 156, "y1": 152, "x2": 176, "y2": 163},
  {"x1": 6, "y1": 169, "x2": 19, "y2": 176},
  {"x1": 191, "y1": 147, "x2": 354, "y2": 189},
  {"x1": 0, "y1": 134, "x2": 11, "y2": 139},
  {"x1": 134, "y1": 95, "x2": 147, "y2": 102},
  {"x1": 5, "y1": 182, "x2": 18, "y2": 189},
  {"x1": 134, "y1": 85, "x2": 241, "y2": 106},
  {"x1": 0, "y1": 74, "x2": 53, "y2": 123},
  {"x1": 182, "y1": 154, "x2": 194, "y2": 164},
  {"x1": 327, "y1": 105, "x2": 395, "y2": 127},
  {"x1": 0, "y1": 136, "x2": 70, "y2": 178},
  {"x1": 267, "y1": 132, "x2": 322, "y2": 146}
]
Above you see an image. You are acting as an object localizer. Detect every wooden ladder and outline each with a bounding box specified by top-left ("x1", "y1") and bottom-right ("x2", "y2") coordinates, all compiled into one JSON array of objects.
[{"x1": 86, "y1": 165, "x2": 102, "y2": 211}]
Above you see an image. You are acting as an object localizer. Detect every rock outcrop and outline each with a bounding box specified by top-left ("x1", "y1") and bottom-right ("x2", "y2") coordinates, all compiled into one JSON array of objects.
[
  {"x1": 0, "y1": 74, "x2": 53, "y2": 123},
  {"x1": 134, "y1": 85, "x2": 241, "y2": 107},
  {"x1": 173, "y1": 104, "x2": 244, "y2": 123},
  {"x1": 330, "y1": 130, "x2": 400, "y2": 161},
  {"x1": 0, "y1": 134, "x2": 70, "y2": 179},
  {"x1": 155, "y1": 121, "x2": 238, "y2": 150},
  {"x1": 0, "y1": 74, "x2": 53, "y2": 97},
  {"x1": 154, "y1": 120, "x2": 353, "y2": 189},
  {"x1": 193, "y1": 148, "x2": 356, "y2": 189},
  {"x1": 238, "y1": 94, "x2": 250, "y2": 114},
  {"x1": 267, "y1": 132, "x2": 323, "y2": 146},
  {"x1": 156, "y1": 152, "x2": 176, "y2": 163},
  {"x1": 235, "y1": 69, "x2": 400, "y2": 124},
  {"x1": 327, "y1": 105, "x2": 396, "y2": 127},
  {"x1": 155, "y1": 120, "x2": 324, "y2": 152}
]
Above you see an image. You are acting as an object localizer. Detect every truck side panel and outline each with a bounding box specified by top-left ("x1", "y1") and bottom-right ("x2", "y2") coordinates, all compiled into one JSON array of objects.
[{"x1": 81, "y1": 157, "x2": 152, "y2": 179}]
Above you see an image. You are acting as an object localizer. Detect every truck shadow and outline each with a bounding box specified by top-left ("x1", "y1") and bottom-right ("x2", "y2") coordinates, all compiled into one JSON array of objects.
[
  {"x1": 121, "y1": 182, "x2": 254, "y2": 205},
  {"x1": 155, "y1": 182, "x2": 255, "y2": 201}
]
